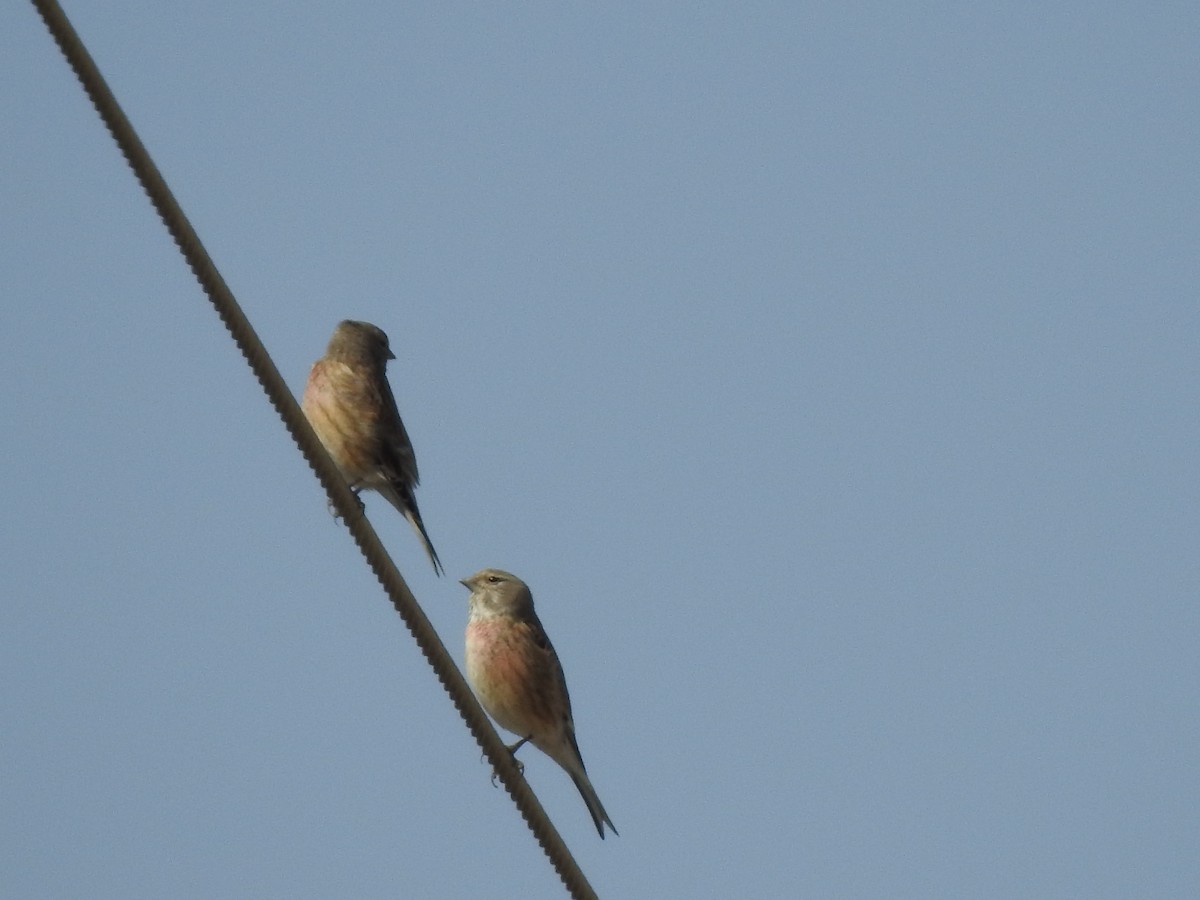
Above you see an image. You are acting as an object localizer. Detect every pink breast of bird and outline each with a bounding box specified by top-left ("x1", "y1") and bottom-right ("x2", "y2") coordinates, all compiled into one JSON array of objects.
[{"x1": 466, "y1": 618, "x2": 552, "y2": 737}]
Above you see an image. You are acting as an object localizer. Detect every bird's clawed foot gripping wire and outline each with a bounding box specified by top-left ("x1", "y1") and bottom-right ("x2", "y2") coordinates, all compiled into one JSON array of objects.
[
  {"x1": 485, "y1": 737, "x2": 530, "y2": 786},
  {"x1": 326, "y1": 487, "x2": 366, "y2": 521}
]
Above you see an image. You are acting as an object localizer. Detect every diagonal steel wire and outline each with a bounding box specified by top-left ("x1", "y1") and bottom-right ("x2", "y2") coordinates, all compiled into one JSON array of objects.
[{"x1": 28, "y1": 2, "x2": 598, "y2": 897}]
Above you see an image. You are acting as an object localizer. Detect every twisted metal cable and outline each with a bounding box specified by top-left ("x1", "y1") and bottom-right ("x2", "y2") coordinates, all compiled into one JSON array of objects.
[{"x1": 29, "y1": 3, "x2": 598, "y2": 897}]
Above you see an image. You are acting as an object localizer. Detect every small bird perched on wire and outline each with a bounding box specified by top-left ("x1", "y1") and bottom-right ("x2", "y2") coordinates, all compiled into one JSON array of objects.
[
  {"x1": 302, "y1": 319, "x2": 444, "y2": 576},
  {"x1": 462, "y1": 568, "x2": 617, "y2": 838}
]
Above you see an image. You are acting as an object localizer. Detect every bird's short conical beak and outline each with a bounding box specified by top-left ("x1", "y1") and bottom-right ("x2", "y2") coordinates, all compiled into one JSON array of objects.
[{"x1": 458, "y1": 578, "x2": 471, "y2": 589}]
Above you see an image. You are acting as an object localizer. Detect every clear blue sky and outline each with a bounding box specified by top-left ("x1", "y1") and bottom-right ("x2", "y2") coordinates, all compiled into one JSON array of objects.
[{"x1": 3, "y1": 3, "x2": 1197, "y2": 897}]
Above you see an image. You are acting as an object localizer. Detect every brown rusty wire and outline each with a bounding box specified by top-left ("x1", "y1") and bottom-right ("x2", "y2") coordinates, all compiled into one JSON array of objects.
[{"x1": 28, "y1": 3, "x2": 598, "y2": 897}]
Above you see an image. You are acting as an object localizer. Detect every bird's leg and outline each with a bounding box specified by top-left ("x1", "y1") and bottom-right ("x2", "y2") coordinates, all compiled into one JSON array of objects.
[
  {"x1": 501, "y1": 737, "x2": 529, "y2": 778},
  {"x1": 327, "y1": 486, "x2": 367, "y2": 520},
  {"x1": 486, "y1": 737, "x2": 531, "y2": 786},
  {"x1": 506, "y1": 737, "x2": 531, "y2": 755}
]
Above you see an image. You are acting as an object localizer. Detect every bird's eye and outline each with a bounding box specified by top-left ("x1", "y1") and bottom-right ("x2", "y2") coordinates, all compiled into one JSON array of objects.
[{"x1": 486, "y1": 575, "x2": 500, "y2": 584}]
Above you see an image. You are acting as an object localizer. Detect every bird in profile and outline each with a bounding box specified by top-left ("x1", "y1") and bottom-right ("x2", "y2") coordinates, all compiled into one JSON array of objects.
[
  {"x1": 302, "y1": 319, "x2": 443, "y2": 576},
  {"x1": 462, "y1": 568, "x2": 617, "y2": 838}
]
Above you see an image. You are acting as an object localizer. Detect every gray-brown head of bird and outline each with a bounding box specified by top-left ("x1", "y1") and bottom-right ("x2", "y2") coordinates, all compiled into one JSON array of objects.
[
  {"x1": 326, "y1": 319, "x2": 396, "y2": 365},
  {"x1": 460, "y1": 568, "x2": 536, "y2": 617}
]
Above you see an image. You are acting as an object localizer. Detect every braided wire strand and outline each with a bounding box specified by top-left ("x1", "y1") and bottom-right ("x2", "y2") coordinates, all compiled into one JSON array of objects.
[{"x1": 29, "y1": 3, "x2": 598, "y2": 897}]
